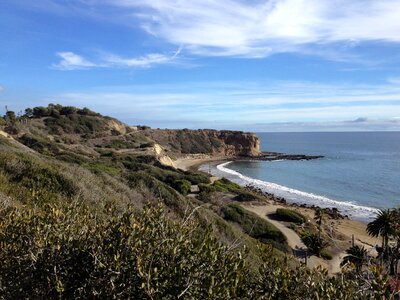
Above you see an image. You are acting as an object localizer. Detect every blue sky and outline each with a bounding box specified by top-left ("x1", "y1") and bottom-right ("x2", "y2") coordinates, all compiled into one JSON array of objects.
[{"x1": 1, "y1": 0, "x2": 400, "y2": 131}]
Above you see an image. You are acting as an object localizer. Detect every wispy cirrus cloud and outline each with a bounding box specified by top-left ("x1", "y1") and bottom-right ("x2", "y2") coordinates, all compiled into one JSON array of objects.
[
  {"x1": 14, "y1": 1, "x2": 400, "y2": 61},
  {"x1": 44, "y1": 79, "x2": 400, "y2": 130},
  {"x1": 104, "y1": 0, "x2": 400, "y2": 58},
  {"x1": 53, "y1": 52, "x2": 97, "y2": 70},
  {"x1": 52, "y1": 48, "x2": 181, "y2": 71}
]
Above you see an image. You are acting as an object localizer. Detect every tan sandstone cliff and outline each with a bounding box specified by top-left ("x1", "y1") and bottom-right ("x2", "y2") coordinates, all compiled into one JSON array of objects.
[{"x1": 142, "y1": 129, "x2": 260, "y2": 157}]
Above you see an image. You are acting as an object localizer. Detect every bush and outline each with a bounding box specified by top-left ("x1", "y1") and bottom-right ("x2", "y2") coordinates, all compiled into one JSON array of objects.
[
  {"x1": 222, "y1": 204, "x2": 288, "y2": 250},
  {"x1": 320, "y1": 249, "x2": 333, "y2": 260},
  {"x1": 83, "y1": 162, "x2": 120, "y2": 176},
  {"x1": 213, "y1": 178, "x2": 242, "y2": 193},
  {"x1": 32, "y1": 106, "x2": 50, "y2": 118},
  {"x1": 18, "y1": 134, "x2": 61, "y2": 156},
  {"x1": 139, "y1": 142, "x2": 155, "y2": 148},
  {"x1": 0, "y1": 203, "x2": 249, "y2": 299},
  {"x1": 274, "y1": 208, "x2": 306, "y2": 224},
  {"x1": 125, "y1": 172, "x2": 186, "y2": 213},
  {"x1": 0, "y1": 153, "x2": 77, "y2": 203},
  {"x1": 235, "y1": 191, "x2": 257, "y2": 202},
  {"x1": 44, "y1": 114, "x2": 108, "y2": 135},
  {"x1": 198, "y1": 183, "x2": 217, "y2": 193},
  {"x1": 60, "y1": 106, "x2": 78, "y2": 116},
  {"x1": 171, "y1": 179, "x2": 191, "y2": 196},
  {"x1": 183, "y1": 172, "x2": 210, "y2": 185},
  {"x1": 301, "y1": 233, "x2": 327, "y2": 256}
]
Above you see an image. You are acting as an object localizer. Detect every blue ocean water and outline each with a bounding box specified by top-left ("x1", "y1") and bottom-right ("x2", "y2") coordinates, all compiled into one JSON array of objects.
[{"x1": 201, "y1": 132, "x2": 400, "y2": 221}]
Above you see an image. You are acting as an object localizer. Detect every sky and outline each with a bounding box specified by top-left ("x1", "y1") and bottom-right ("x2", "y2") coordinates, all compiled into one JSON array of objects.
[{"x1": 1, "y1": 0, "x2": 400, "y2": 131}]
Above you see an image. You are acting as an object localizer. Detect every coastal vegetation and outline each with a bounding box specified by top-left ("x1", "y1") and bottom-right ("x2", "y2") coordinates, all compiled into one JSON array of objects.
[
  {"x1": 0, "y1": 105, "x2": 399, "y2": 298},
  {"x1": 274, "y1": 208, "x2": 306, "y2": 224},
  {"x1": 222, "y1": 203, "x2": 289, "y2": 252}
]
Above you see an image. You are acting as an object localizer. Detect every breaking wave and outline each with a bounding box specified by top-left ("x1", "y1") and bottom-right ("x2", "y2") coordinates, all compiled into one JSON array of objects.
[{"x1": 211, "y1": 161, "x2": 379, "y2": 221}]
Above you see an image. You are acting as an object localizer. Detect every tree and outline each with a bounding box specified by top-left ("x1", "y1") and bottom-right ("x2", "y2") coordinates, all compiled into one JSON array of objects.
[
  {"x1": 24, "y1": 108, "x2": 33, "y2": 118},
  {"x1": 314, "y1": 208, "x2": 325, "y2": 240},
  {"x1": 33, "y1": 106, "x2": 50, "y2": 118},
  {"x1": 367, "y1": 209, "x2": 395, "y2": 253},
  {"x1": 47, "y1": 103, "x2": 62, "y2": 117},
  {"x1": 4, "y1": 111, "x2": 16, "y2": 124},
  {"x1": 341, "y1": 245, "x2": 369, "y2": 273},
  {"x1": 302, "y1": 233, "x2": 326, "y2": 256},
  {"x1": 60, "y1": 106, "x2": 78, "y2": 116}
]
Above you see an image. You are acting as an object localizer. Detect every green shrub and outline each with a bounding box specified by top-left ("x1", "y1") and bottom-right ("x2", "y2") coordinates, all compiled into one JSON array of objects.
[
  {"x1": 320, "y1": 249, "x2": 333, "y2": 260},
  {"x1": 301, "y1": 233, "x2": 327, "y2": 256},
  {"x1": 213, "y1": 178, "x2": 242, "y2": 193},
  {"x1": 235, "y1": 191, "x2": 257, "y2": 202},
  {"x1": 0, "y1": 153, "x2": 77, "y2": 201},
  {"x1": 198, "y1": 191, "x2": 212, "y2": 203},
  {"x1": 18, "y1": 134, "x2": 61, "y2": 156},
  {"x1": 0, "y1": 203, "x2": 249, "y2": 299},
  {"x1": 183, "y1": 172, "x2": 210, "y2": 185},
  {"x1": 275, "y1": 208, "x2": 306, "y2": 224},
  {"x1": 139, "y1": 142, "x2": 155, "y2": 148},
  {"x1": 44, "y1": 114, "x2": 108, "y2": 136},
  {"x1": 171, "y1": 179, "x2": 191, "y2": 196},
  {"x1": 222, "y1": 204, "x2": 288, "y2": 251},
  {"x1": 198, "y1": 183, "x2": 217, "y2": 193},
  {"x1": 83, "y1": 162, "x2": 120, "y2": 176},
  {"x1": 126, "y1": 172, "x2": 185, "y2": 212}
]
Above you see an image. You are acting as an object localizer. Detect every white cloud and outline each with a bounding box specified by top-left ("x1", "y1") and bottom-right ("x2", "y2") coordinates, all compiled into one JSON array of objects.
[
  {"x1": 0, "y1": 86, "x2": 4, "y2": 92},
  {"x1": 50, "y1": 79, "x2": 400, "y2": 129},
  {"x1": 105, "y1": 0, "x2": 400, "y2": 57},
  {"x1": 53, "y1": 52, "x2": 97, "y2": 70},
  {"x1": 243, "y1": 118, "x2": 400, "y2": 132},
  {"x1": 53, "y1": 49, "x2": 180, "y2": 71},
  {"x1": 387, "y1": 77, "x2": 400, "y2": 85},
  {"x1": 105, "y1": 47, "x2": 181, "y2": 68}
]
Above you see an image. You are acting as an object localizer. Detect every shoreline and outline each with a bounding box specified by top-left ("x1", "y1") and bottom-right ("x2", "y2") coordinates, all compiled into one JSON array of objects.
[
  {"x1": 176, "y1": 155, "x2": 377, "y2": 227},
  {"x1": 174, "y1": 154, "x2": 230, "y2": 172},
  {"x1": 175, "y1": 155, "x2": 377, "y2": 274},
  {"x1": 176, "y1": 155, "x2": 375, "y2": 223},
  {"x1": 212, "y1": 160, "x2": 378, "y2": 222}
]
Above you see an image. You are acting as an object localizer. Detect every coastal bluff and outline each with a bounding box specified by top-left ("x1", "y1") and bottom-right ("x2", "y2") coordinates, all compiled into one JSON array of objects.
[{"x1": 142, "y1": 129, "x2": 260, "y2": 157}]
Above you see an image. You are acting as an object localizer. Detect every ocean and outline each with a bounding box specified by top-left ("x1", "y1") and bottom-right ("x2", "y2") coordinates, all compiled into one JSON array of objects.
[{"x1": 200, "y1": 132, "x2": 400, "y2": 221}]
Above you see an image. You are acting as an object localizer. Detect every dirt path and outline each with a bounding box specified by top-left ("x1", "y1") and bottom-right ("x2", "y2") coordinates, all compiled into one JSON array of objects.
[
  {"x1": 246, "y1": 205, "x2": 306, "y2": 250},
  {"x1": 243, "y1": 204, "x2": 339, "y2": 272}
]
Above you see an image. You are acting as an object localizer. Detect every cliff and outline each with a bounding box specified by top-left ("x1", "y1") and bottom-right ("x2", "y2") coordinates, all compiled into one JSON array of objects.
[
  {"x1": 1, "y1": 105, "x2": 261, "y2": 172},
  {"x1": 142, "y1": 129, "x2": 260, "y2": 157}
]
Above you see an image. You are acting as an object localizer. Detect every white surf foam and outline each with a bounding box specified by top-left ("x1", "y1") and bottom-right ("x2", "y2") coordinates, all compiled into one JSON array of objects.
[{"x1": 213, "y1": 161, "x2": 379, "y2": 221}]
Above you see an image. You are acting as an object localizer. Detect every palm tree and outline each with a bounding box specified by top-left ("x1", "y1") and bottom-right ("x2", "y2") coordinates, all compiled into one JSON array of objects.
[
  {"x1": 314, "y1": 208, "x2": 325, "y2": 240},
  {"x1": 366, "y1": 209, "x2": 395, "y2": 253},
  {"x1": 302, "y1": 233, "x2": 326, "y2": 256},
  {"x1": 341, "y1": 245, "x2": 369, "y2": 272}
]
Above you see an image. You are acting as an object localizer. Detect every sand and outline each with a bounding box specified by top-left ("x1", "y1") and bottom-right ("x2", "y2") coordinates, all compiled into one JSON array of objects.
[
  {"x1": 243, "y1": 202, "x2": 376, "y2": 274},
  {"x1": 174, "y1": 155, "x2": 229, "y2": 171},
  {"x1": 175, "y1": 155, "x2": 379, "y2": 274}
]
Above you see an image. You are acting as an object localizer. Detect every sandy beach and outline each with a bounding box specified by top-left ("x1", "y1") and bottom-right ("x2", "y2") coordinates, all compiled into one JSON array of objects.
[
  {"x1": 175, "y1": 155, "x2": 378, "y2": 274},
  {"x1": 244, "y1": 202, "x2": 378, "y2": 273},
  {"x1": 174, "y1": 154, "x2": 230, "y2": 171}
]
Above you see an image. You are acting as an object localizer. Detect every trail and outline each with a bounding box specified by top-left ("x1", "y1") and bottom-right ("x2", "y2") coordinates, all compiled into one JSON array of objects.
[{"x1": 243, "y1": 204, "x2": 342, "y2": 272}]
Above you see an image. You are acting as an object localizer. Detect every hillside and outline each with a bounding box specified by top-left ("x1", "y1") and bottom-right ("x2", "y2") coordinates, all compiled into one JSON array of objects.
[{"x1": 0, "y1": 105, "x2": 389, "y2": 299}]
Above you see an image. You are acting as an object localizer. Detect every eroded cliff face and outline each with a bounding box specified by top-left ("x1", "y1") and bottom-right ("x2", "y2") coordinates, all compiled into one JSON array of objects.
[{"x1": 143, "y1": 129, "x2": 260, "y2": 157}]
